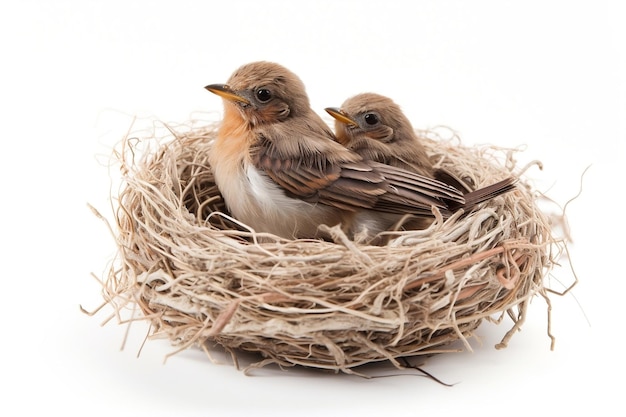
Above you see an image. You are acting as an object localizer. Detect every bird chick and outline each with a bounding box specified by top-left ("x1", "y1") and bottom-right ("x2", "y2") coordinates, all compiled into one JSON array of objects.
[{"x1": 326, "y1": 92, "x2": 517, "y2": 238}]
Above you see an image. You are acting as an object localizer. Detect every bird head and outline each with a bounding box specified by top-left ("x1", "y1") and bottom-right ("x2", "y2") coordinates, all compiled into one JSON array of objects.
[
  {"x1": 325, "y1": 93, "x2": 418, "y2": 148},
  {"x1": 205, "y1": 61, "x2": 312, "y2": 127},
  {"x1": 325, "y1": 93, "x2": 434, "y2": 175}
]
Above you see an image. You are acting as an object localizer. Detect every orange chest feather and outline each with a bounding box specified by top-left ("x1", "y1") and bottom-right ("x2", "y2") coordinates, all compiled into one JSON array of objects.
[
  {"x1": 211, "y1": 108, "x2": 252, "y2": 170},
  {"x1": 209, "y1": 107, "x2": 273, "y2": 221}
]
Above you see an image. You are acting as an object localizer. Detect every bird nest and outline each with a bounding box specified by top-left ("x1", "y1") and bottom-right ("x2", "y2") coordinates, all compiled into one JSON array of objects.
[{"x1": 89, "y1": 121, "x2": 567, "y2": 373}]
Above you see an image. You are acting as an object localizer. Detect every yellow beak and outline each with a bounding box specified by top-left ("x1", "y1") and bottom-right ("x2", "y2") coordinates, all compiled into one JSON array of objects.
[
  {"x1": 204, "y1": 84, "x2": 251, "y2": 105},
  {"x1": 324, "y1": 107, "x2": 358, "y2": 127}
]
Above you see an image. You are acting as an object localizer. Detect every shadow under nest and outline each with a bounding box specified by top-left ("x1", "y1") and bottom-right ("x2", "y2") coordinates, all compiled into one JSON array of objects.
[{"x1": 97, "y1": 123, "x2": 563, "y2": 373}]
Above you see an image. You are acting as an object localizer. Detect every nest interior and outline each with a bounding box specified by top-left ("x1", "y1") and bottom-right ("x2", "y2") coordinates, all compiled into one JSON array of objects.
[{"x1": 94, "y1": 123, "x2": 564, "y2": 373}]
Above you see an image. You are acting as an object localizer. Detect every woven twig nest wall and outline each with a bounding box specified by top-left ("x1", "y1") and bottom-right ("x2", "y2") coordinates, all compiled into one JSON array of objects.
[{"x1": 93, "y1": 122, "x2": 565, "y2": 373}]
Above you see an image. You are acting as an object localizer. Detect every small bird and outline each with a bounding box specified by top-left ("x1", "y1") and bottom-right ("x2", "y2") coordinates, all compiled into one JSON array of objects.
[
  {"x1": 204, "y1": 62, "x2": 469, "y2": 241},
  {"x1": 326, "y1": 93, "x2": 435, "y2": 178},
  {"x1": 325, "y1": 93, "x2": 517, "y2": 235}
]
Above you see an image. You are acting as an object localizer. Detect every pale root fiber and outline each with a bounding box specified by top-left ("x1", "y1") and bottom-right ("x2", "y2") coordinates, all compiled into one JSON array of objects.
[{"x1": 89, "y1": 122, "x2": 567, "y2": 373}]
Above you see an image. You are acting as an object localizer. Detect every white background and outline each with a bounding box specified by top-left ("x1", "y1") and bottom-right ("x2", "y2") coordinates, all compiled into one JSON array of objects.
[{"x1": 2, "y1": 1, "x2": 624, "y2": 415}]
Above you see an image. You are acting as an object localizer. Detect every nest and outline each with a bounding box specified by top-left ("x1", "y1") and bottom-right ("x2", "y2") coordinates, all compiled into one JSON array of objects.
[{"x1": 90, "y1": 122, "x2": 567, "y2": 373}]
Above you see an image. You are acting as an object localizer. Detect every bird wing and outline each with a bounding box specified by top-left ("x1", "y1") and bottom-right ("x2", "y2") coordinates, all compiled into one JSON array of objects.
[
  {"x1": 252, "y1": 134, "x2": 467, "y2": 215},
  {"x1": 368, "y1": 162, "x2": 465, "y2": 215},
  {"x1": 449, "y1": 176, "x2": 518, "y2": 211},
  {"x1": 254, "y1": 143, "x2": 385, "y2": 211}
]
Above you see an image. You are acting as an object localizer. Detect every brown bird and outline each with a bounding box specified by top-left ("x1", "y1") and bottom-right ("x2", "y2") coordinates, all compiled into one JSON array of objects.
[
  {"x1": 326, "y1": 93, "x2": 435, "y2": 178},
  {"x1": 204, "y1": 61, "x2": 469, "y2": 241},
  {"x1": 325, "y1": 92, "x2": 517, "y2": 234}
]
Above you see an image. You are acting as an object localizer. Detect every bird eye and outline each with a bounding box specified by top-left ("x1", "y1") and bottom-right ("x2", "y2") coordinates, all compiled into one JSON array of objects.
[
  {"x1": 255, "y1": 88, "x2": 272, "y2": 103},
  {"x1": 364, "y1": 113, "x2": 379, "y2": 125}
]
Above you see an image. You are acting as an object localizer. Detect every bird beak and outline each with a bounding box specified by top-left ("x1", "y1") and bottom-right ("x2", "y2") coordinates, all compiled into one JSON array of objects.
[
  {"x1": 204, "y1": 84, "x2": 251, "y2": 105},
  {"x1": 325, "y1": 107, "x2": 358, "y2": 127}
]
